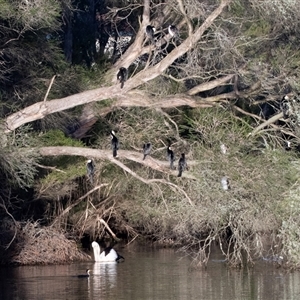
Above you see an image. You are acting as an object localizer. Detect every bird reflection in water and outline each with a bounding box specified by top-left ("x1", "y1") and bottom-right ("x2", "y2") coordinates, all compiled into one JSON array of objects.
[{"x1": 92, "y1": 262, "x2": 117, "y2": 291}]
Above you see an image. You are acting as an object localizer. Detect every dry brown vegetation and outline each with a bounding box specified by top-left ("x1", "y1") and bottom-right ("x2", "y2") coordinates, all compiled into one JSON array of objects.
[{"x1": 0, "y1": 219, "x2": 90, "y2": 265}]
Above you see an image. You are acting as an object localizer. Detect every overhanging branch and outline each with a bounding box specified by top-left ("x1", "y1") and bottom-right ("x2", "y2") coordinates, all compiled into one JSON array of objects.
[{"x1": 5, "y1": 0, "x2": 231, "y2": 133}]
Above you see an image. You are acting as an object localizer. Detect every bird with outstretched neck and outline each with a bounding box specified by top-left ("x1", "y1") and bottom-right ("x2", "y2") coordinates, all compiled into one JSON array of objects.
[
  {"x1": 111, "y1": 131, "x2": 119, "y2": 158},
  {"x1": 92, "y1": 241, "x2": 124, "y2": 263}
]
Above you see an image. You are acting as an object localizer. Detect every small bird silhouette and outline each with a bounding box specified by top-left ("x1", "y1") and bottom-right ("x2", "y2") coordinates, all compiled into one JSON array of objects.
[
  {"x1": 111, "y1": 130, "x2": 119, "y2": 157},
  {"x1": 178, "y1": 153, "x2": 187, "y2": 177},
  {"x1": 86, "y1": 159, "x2": 95, "y2": 183},
  {"x1": 145, "y1": 25, "x2": 156, "y2": 45},
  {"x1": 168, "y1": 25, "x2": 179, "y2": 39},
  {"x1": 143, "y1": 143, "x2": 152, "y2": 160},
  {"x1": 167, "y1": 146, "x2": 175, "y2": 169},
  {"x1": 117, "y1": 67, "x2": 128, "y2": 88}
]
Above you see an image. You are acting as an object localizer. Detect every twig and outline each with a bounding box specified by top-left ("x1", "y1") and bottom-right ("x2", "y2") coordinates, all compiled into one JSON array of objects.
[
  {"x1": 0, "y1": 202, "x2": 18, "y2": 249},
  {"x1": 249, "y1": 112, "x2": 283, "y2": 136},
  {"x1": 34, "y1": 163, "x2": 66, "y2": 173},
  {"x1": 43, "y1": 75, "x2": 56, "y2": 102},
  {"x1": 51, "y1": 184, "x2": 108, "y2": 225},
  {"x1": 99, "y1": 218, "x2": 118, "y2": 241},
  {"x1": 177, "y1": 0, "x2": 193, "y2": 36}
]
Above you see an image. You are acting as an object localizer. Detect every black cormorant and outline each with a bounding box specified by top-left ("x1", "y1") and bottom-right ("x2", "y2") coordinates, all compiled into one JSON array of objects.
[
  {"x1": 285, "y1": 141, "x2": 292, "y2": 151},
  {"x1": 178, "y1": 153, "x2": 187, "y2": 177},
  {"x1": 117, "y1": 67, "x2": 128, "y2": 89},
  {"x1": 167, "y1": 146, "x2": 175, "y2": 169},
  {"x1": 111, "y1": 131, "x2": 119, "y2": 157},
  {"x1": 77, "y1": 269, "x2": 90, "y2": 278},
  {"x1": 168, "y1": 25, "x2": 179, "y2": 38},
  {"x1": 281, "y1": 95, "x2": 290, "y2": 119},
  {"x1": 86, "y1": 159, "x2": 95, "y2": 183},
  {"x1": 145, "y1": 25, "x2": 156, "y2": 44},
  {"x1": 143, "y1": 143, "x2": 152, "y2": 160}
]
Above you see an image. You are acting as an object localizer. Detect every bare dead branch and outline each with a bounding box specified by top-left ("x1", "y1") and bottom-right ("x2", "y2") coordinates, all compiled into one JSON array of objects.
[
  {"x1": 250, "y1": 112, "x2": 284, "y2": 136},
  {"x1": 187, "y1": 74, "x2": 235, "y2": 96},
  {"x1": 0, "y1": 202, "x2": 18, "y2": 249},
  {"x1": 43, "y1": 75, "x2": 56, "y2": 102},
  {"x1": 34, "y1": 163, "x2": 66, "y2": 173},
  {"x1": 52, "y1": 184, "x2": 108, "y2": 225},
  {"x1": 177, "y1": 0, "x2": 193, "y2": 36},
  {"x1": 99, "y1": 218, "x2": 118, "y2": 241},
  {"x1": 38, "y1": 146, "x2": 196, "y2": 206}
]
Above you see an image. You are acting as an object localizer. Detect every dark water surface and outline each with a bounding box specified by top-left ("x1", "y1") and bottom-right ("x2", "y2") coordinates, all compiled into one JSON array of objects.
[{"x1": 0, "y1": 247, "x2": 300, "y2": 300}]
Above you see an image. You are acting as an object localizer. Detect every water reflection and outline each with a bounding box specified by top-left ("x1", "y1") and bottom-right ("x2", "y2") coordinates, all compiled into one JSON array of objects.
[
  {"x1": 0, "y1": 247, "x2": 300, "y2": 299},
  {"x1": 91, "y1": 262, "x2": 117, "y2": 293}
]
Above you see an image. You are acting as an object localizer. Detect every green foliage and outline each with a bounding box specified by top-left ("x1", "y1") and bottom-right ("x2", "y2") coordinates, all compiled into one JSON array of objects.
[
  {"x1": 30, "y1": 129, "x2": 85, "y2": 190},
  {"x1": 0, "y1": 0, "x2": 12, "y2": 19},
  {"x1": 39, "y1": 130, "x2": 84, "y2": 147},
  {"x1": 0, "y1": 125, "x2": 40, "y2": 188},
  {"x1": 13, "y1": 0, "x2": 62, "y2": 29},
  {"x1": 277, "y1": 163, "x2": 300, "y2": 267},
  {"x1": 40, "y1": 157, "x2": 86, "y2": 184},
  {"x1": 245, "y1": 20, "x2": 271, "y2": 38},
  {"x1": 71, "y1": 64, "x2": 110, "y2": 89}
]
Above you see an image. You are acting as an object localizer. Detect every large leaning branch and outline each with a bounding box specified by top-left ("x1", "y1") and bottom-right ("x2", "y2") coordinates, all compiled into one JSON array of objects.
[
  {"x1": 38, "y1": 146, "x2": 196, "y2": 206},
  {"x1": 38, "y1": 146, "x2": 198, "y2": 179},
  {"x1": 5, "y1": 0, "x2": 231, "y2": 133}
]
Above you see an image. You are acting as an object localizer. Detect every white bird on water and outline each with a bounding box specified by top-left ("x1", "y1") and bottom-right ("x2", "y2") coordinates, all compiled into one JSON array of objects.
[{"x1": 92, "y1": 241, "x2": 124, "y2": 263}]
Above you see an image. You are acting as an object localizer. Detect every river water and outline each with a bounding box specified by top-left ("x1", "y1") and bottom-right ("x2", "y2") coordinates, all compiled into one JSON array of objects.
[{"x1": 0, "y1": 247, "x2": 300, "y2": 300}]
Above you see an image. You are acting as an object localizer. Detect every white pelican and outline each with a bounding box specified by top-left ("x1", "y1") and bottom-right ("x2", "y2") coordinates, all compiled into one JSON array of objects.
[{"x1": 92, "y1": 241, "x2": 124, "y2": 263}]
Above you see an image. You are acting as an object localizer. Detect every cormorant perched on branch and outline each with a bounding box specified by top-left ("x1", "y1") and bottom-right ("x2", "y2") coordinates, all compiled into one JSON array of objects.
[
  {"x1": 178, "y1": 153, "x2": 187, "y2": 177},
  {"x1": 167, "y1": 146, "x2": 175, "y2": 169},
  {"x1": 117, "y1": 67, "x2": 128, "y2": 88},
  {"x1": 168, "y1": 25, "x2": 179, "y2": 38},
  {"x1": 221, "y1": 176, "x2": 230, "y2": 190},
  {"x1": 111, "y1": 131, "x2": 119, "y2": 157},
  {"x1": 145, "y1": 25, "x2": 156, "y2": 45},
  {"x1": 143, "y1": 143, "x2": 152, "y2": 160},
  {"x1": 280, "y1": 95, "x2": 290, "y2": 119},
  {"x1": 86, "y1": 159, "x2": 95, "y2": 183}
]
